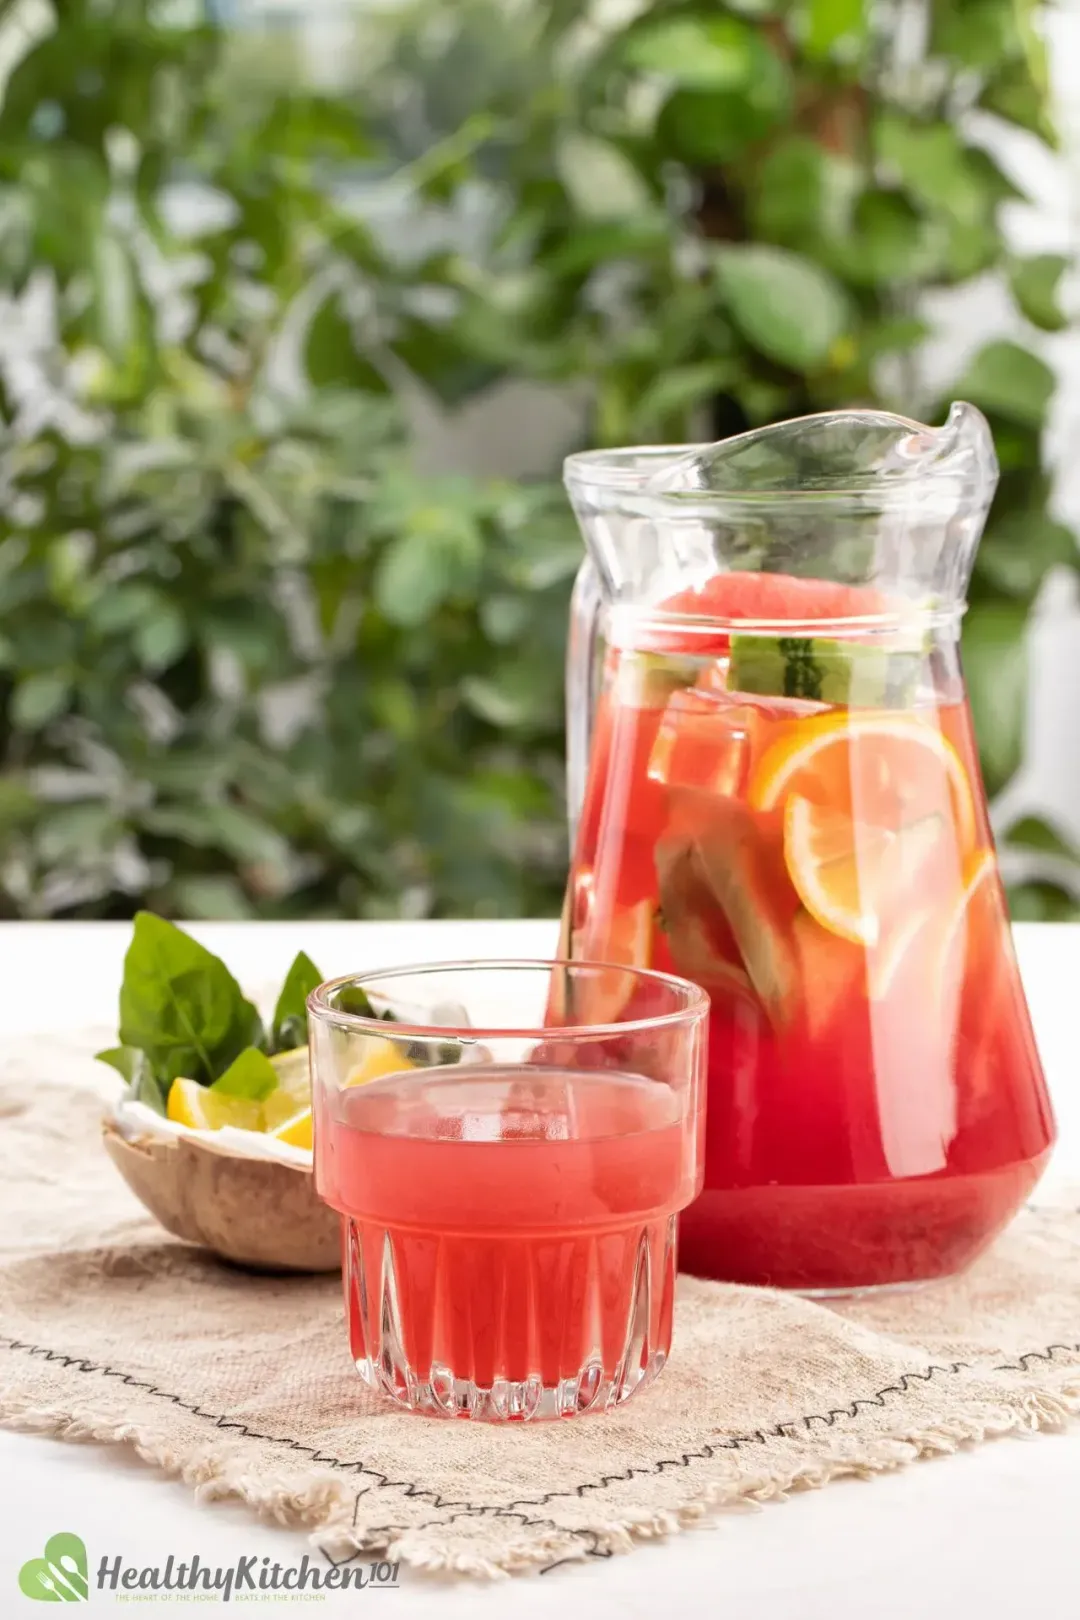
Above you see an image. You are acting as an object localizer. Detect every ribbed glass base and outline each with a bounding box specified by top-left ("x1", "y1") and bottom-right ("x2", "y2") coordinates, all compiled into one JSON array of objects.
[{"x1": 344, "y1": 1211, "x2": 677, "y2": 1421}]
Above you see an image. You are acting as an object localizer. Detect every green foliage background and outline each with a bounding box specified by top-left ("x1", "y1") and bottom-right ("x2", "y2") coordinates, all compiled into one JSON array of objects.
[{"x1": 0, "y1": 0, "x2": 1076, "y2": 920}]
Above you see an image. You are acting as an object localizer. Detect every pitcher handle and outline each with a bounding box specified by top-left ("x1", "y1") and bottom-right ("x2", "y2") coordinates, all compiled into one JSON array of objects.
[{"x1": 566, "y1": 556, "x2": 603, "y2": 852}]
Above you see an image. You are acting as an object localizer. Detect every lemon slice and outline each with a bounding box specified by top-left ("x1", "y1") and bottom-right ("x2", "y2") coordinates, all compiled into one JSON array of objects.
[
  {"x1": 346, "y1": 1037, "x2": 416, "y2": 1088},
  {"x1": 269, "y1": 1107, "x2": 313, "y2": 1150},
  {"x1": 749, "y1": 710, "x2": 977, "y2": 850},
  {"x1": 270, "y1": 1045, "x2": 310, "y2": 1103},
  {"x1": 784, "y1": 795, "x2": 945, "y2": 947},
  {"x1": 166, "y1": 1077, "x2": 263, "y2": 1133}
]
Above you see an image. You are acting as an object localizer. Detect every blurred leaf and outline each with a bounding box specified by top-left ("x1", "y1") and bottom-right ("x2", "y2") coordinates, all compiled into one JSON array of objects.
[
  {"x1": 554, "y1": 133, "x2": 652, "y2": 221},
  {"x1": 976, "y1": 510, "x2": 1077, "y2": 597},
  {"x1": 11, "y1": 671, "x2": 70, "y2": 730},
  {"x1": 979, "y1": 63, "x2": 1058, "y2": 146},
  {"x1": 956, "y1": 340, "x2": 1055, "y2": 427},
  {"x1": 1009, "y1": 253, "x2": 1069, "y2": 332},
  {"x1": 804, "y1": 0, "x2": 867, "y2": 60},
  {"x1": 963, "y1": 599, "x2": 1027, "y2": 794},
  {"x1": 305, "y1": 293, "x2": 391, "y2": 393},
  {"x1": 1005, "y1": 814, "x2": 1080, "y2": 862},
  {"x1": 932, "y1": 0, "x2": 1025, "y2": 69},
  {"x1": 750, "y1": 138, "x2": 824, "y2": 244},
  {"x1": 135, "y1": 603, "x2": 188, "y2": 671},
  {"x1": 1007, "y1": 881, "x2": 1080, "y2": 922},
  {"x1": 635, "y1": 361, "x2": 739, "y2": 433},
  {"x1": 373, "y1": 517, "x2": 481, "y2": 627},
  {"x1": 621, "y1": 15, "x2": 763, "y2": 86},
  {"x1": 656, "y1": 35, "x2": 789, "y2": 162},
  {"x1": 875, "y1": 115, "x2": 989, "y2": 226},
  {"x1": 715, "y1": 246, "x2": 849, "y2": 369}
]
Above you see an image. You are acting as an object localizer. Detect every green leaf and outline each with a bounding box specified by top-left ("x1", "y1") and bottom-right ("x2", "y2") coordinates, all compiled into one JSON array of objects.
[
  {"x1": 118, "y1": 912, "x2": 264, "y2": 1086},
  {"x1": 622, "y1": 15, "x2": 761, "y2": 86},
  {"x1": 715, "y1": 245, "x2": 849, "y2": 369},
  {"x1": 97, "y1": 1046, "x2": 168, "y2": 1114},
  {"x1": 932, "y1": 0, "x2": 1025, "y2": 70},
  {"x1": 750, "y1": 138, "x2": 824, "y2": 245},
  {"x1": 134, "y1": 602, "x2": 187, "y2": 671},
  {"x1": 956, "y1": 340, "x2": 1054, "y2": 427},
  {"x1": 95, "y1": 1045, "x2": 147, "y2": 1085},
  {"x1": 305, "y1": 293, "x2": 390, "y2": 394},
  {"x1": 658, "y1": 59, "x2": 789, "y2": 162},
  {"x1": 875, "y1": 116, "x2": 989, "y2": 226},
  {"x1": 1009, "y1": 253, "x2": 1069, "y2": 332},
  {"x1": 134, "y1": 1069, "x2": 168, "y2": 1115},
  {"x1": 1004, "y1": 814, "x2": 1080, "y2": 863},
  {"x1": 373, "y1": 513, "x2": 482, "y2": 628},
  {"x1": 962, "y1": 599, "x2": 1027, "y2": 795},
  {"x1": 976, "y1": 509, "x2": 1077, "y2": 597},
  {"x1": 1007, "y1": 881, "x2": 1080, "y2": 922},
  {"x1": 335, "y1": 985, "x2": 378, "y2": 1017},
  {"x1": 980, "y1": 65, "x2": 1058, "y2": 146},
  {"x1": 211, "y1": 1046, "x2": 280, "y2": 1101},
  {"x1": 634, "y1": 361, "x2": 739, "y2": 435},
  {"x1": 271, "y1": 950, "x2": 323, "y2": 1052},
  {"x1": 804, "y1": 0, "x2": 867, "y2": 61},
  {"x1": 10, "y1": 670, "x2": 70, "y2": 730},
  {"x1": 554, "y1": 133, "x2": 652, "y2": 221}
]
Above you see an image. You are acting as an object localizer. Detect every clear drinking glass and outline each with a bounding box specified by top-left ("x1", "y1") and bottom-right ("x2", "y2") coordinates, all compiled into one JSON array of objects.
[{"x1": 308, "y1": 961, "x2": 708, "y2": 1420}]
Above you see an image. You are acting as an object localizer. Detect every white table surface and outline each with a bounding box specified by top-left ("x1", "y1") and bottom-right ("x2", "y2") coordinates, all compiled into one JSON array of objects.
[{"x1": 1, "y1": 919, "x2": 1078, "y2": 1617}]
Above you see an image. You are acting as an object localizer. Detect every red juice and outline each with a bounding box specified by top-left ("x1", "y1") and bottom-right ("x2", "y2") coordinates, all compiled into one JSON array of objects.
[
  {"x1": 317, "y1": 1065, "x2": 688, "y2": 1418},
  {"x1": 562, "y1": 584, "x2": 1054, "y2": 1292}
]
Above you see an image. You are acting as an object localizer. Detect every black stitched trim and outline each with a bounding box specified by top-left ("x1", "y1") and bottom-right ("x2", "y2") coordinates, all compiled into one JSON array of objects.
[{"x1": 3, "y1": 1331, "x2": 1078, "y2": 1545}]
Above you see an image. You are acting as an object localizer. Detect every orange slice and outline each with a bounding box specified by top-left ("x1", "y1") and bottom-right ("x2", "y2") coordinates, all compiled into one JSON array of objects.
[
  {"x1": 784, "y1": 795, "x2": 946, "y2": 947},
  {"x1": 749, "y1": 711, "x2": 977, "y2": 851}
]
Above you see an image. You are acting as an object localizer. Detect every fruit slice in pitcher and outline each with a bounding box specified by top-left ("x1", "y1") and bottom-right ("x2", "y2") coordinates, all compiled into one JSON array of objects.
[
  {"x1": 654, "y1": 835, "x2": 754, "y2": 1004},
  {"x1": 570, "y1": 897, "x2": 655, "y2": 1024},
  {"x1": 648, "y1": 690, "x2": 761, "y2": 796},
  {"x1": 662, "y1": 787, "x2": 801, "y2": 1024},
  {"x1": 783, "y1": 796, "x2": 948, "y2": 947},
  {"x1": 749, "y1": 710, "x2": 977, "y2": 849}
]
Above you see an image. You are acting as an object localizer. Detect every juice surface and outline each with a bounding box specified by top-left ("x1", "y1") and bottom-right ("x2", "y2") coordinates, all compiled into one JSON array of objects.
[
  {"x1": 319, "y1": 1066, "x2": 687, "y2": 1409},
  {"x1": 564, "y1": 587, "x2": 1054, "y2": 1291}
]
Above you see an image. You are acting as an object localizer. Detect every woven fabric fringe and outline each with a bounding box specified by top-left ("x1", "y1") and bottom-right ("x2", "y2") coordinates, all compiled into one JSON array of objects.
[{"x1": 2, "y1": 1046, "x2": 1079, "y2": 1580}]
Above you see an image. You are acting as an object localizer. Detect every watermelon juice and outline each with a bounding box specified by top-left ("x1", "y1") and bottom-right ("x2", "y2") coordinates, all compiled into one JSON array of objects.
[
  {"x1": 561, "y1": 573, "x2": 1054, "y2": 1292},
  {"x1": 318, "y1": 1065, "x2": 691, "y2": 1417}
]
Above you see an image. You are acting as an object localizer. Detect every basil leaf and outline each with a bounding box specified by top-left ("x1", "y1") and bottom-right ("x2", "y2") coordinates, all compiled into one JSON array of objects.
[
  {"x1": 271, "y1": 950, "x2": 323, "y2": 1052},
  {"x1": 96, "y1": 1044, "x2": 145, "y2": 1084},
  {"x1": 117, "y1": 912, "x2": 264, "y2": 1084},
  {"x1": 211, "y1": 1046, "x2": 279, "y2": 1101},
  {"x1": 134, "y1": 1069, "x2": 168, "y2": 1115},
  {"x1": 335, "y1": 984, "x2": 377, "y2": 1017},
  {"x1": 96, "y1": 1044, "x2": 168, "y2": 1114}
]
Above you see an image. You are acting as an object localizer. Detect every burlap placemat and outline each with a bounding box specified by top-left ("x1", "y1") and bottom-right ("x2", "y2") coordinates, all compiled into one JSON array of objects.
[{"x1": 2, "y1": 1035, "x2": 1079, "y2": 1579}]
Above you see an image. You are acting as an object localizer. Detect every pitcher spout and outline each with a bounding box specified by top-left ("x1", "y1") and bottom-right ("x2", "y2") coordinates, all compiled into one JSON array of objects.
[{"x1": 563, "y1": 404, "x2": 998, "y2": 615}]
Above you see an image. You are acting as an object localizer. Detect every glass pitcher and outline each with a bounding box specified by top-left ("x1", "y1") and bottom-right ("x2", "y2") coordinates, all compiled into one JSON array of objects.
[{"x1": 559, "y1": 406, "x2": 1055, "y2": 1295}]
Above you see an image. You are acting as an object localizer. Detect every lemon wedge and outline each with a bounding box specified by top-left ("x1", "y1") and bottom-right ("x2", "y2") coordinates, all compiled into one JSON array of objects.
[
  {"x1": 346, "y1": 1036, "x2": 416, "y2": 1087},
  {"x1": 269, "y1": 1107, "x2": 313, "y2": 1150},
  {"x1": 270, "y1": 1045, "x2": 310, "y2": 1104},
  {"x1": 166, "y1": 1077, "x2": 263, "y2": 1133}
]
